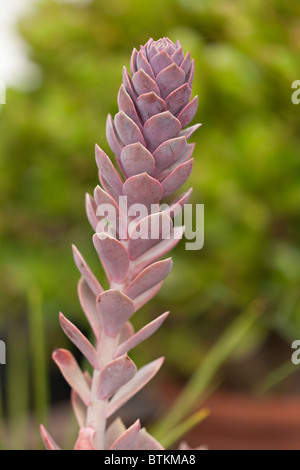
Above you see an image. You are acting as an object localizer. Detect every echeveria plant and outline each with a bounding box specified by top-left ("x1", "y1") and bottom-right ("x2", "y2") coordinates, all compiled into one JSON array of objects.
[{"x1": 41, "y1": 37, "x2": 200, "y2": 450}]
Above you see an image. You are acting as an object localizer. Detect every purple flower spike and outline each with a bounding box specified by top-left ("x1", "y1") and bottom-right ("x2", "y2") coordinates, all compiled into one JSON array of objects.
[{"x1": 42, "y1": 38, "x2": 200, "y2": 450}]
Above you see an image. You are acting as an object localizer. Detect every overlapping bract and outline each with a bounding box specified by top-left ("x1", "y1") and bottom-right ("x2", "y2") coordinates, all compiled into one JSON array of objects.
[{"x1": 41, "y1": 37, "x2": 200, "y2": 451}]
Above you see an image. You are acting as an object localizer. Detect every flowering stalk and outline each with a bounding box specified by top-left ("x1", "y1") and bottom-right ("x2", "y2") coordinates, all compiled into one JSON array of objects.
[{"x1": 41, "y1": 38, "x2": 200, "y2": 450}]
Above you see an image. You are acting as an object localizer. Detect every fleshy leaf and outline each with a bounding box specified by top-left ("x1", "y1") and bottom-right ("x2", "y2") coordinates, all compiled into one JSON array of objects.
[
  {"x1": 85, "y1": 193, "x2": 98, "y2": 231},
  {"x1": 136, "y1": 50, "x2": 155, "y2": 79},
  {"x1": 95, "y1": 144, "x2": 123, "y2": 197},
  {"x1": 156, "y1": 63, "x2": 185, "y2": 99},
  {"x1": 136, "y1": 92, "x2": 166, "y2": 123},
  {"x1": 128, "y1": 212, "x2": 173, "y2": 260},
  {"x1": 98, "y1": 354, "x2": 137, "y2": 400},
  {"x1": 180, "y1": 123, "x2": 202, "y2": 140},
  {"x1": 162, "y1": 159, "x2": 194, "y2": 197},
  {"x1": 40, "y1": 425, "x2": 61, "y2": 451},
  {"x1": 123, "y1": 172, "x2": 163, "y2": 212},
  {"x1": 105, "y1": 418, "x2": 126, "y2": 449},
  {"x1": 125, "y1": 258, "x2": 173, "y2": 300},
  {"x1": 72, "y1": 245, "x2": 103, "y2": 297},
  {"x1": 137, "y1": 428, "x2": 165, "y2": 450},
  {"x1": 144, "y1": 111, "x2": 181, "y2": 152},
  {"x1": 165, "y1": 83, "x2": 191, "y2": 116},
  {"x1": 122, "y1": 66, "x2": 136, "y2": 100},
  {"x1": 93, "y1": 233, "x2": 129, "y2": 283},
  {"x1": 150, "y1": 50, "x2": 173, "y2": 76},
  {"x1": 71, "y1": 390, "x2": 86, "y2": 428},
  {"x1": 106, "y1": 114, "x2": 123, "y2": 158},
  {"x1": 59, "y1": 313, "x2": 100, "y2": 369},
  {"x1": 114, "y1": 111, "x2": 146, "y2": 147},
  {"x1": 96, "y1": 289, "x2": 134, "y2": 337},
  {"x1": 177, "y1": 95, "x2": 198, "y2": 128},
  {"x1": 77, "y1": 278, "x2": 101, "y2": 340},
  {"x1": 132, "y1": 69, "x2": 161, "y2": 97},
  {"x1": 52, "y1": 349, "x2": 90, "y2": 406},
  {"x1": 153, "y1": 136, "x2": 187, "y2": 174},
  {"x1": 181, "y1": 51, "x2": 191, "y2": 75},
  {"x1": 118, "y1": 84, "x2": 142, "y2": 129},
  {"x1": 133, "y1": 281, "x2": 163, "y2": 311},
  {"x1": 109, "y1": 420, "x2": 140, "y2": 451},
  {"x1": 120, "y1": 143, "x2": 155, "y2": 177},
  {"x1": 107, "y1": 358, "x2": 164, "y2": 417},
  {"x1": 115, "y1": 312, "x2": 169, "y2": 358}
]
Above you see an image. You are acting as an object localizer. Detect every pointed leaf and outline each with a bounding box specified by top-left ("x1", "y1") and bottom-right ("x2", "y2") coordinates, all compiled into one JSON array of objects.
[
  {"x1": 85, "y1": 193, "x2": 98, "y2": 231},
  {"x1": 93, "y1": 233, "x2": 129, "y2": 283},
  {"x1": 181, "y1": 51, "x2": 191, "y2": 75},
  {"x1": 136, "y1": 50, "x2": 155, "y2": 79},
  {"x1": 132, "y1": 69, "x2": 161, "y2": 97},
  {"x1": 157, "y1": 143, "x2": 194, "y2": 180},
  {"x1": 136, "y1": 92, "x2": 166, "y2": 124},
  {"x1": 59, "y1": 313, "x2": 99, "y2": 369},
  {"x1": 123, "y1": 173, "x2": 163, "y2": 212},
  {"x1": 128, "y1": 212, "x2": 173, "y2": 260},
  {"x1": 52, "y1": 349, "x2": 90, "y2": 406},
  {"x1": 177, "y1": 95, "x2": 198, "y2": 128},
  {"x1": 78, "y1": 278, "x2": 101, "y2": 340},
  {"x1": 109, "y1": 420, "x2": 140, "y2": 450},
  {"x1": 165, "y1": 83, "x2": 191, "y2": 116},
  {"x1": 162, "y1": 159, "x2": 194, "y2": 198},
  {"x1": 165, "y1": 188, "x2": 193, "y2": 219},
  {"x1": 118, "y1": 84, "x2": 142, "y2": 129},
  {"x1": 123, "y1": 66, "x2": 136, "y2": 101},
  {"x1": 172, "y1": 47, "x2": 184, "y2": 66},
  {"x1": 106, "y1": 114, "x2": 123, "y2": 157},
  {"x1": 133, "y1": 281, "x2": 163, "y2": 311},
  {"x1": 132, "y1": 227, "x2": 184, "y2": 276},
  {"x1": 150, "y1": 50, "x2": 173, "y2": 76},
  {"x1": 93, "y1": 185, "x2": 120, "y2": 234},
  {"x1": 96, "y1": 289, "x2": 134, "y2": 337},
  {"x1": 40, "y1": 425, "x2": 61, "y2": 450},
  {"x1": 72, "y1": 245, "x2": 103, "y2": 297},
  {"x1": 125, "y1": 259, "x2": 173, "y2": 300},
  {"x1": 120, "y1": 143, "x2": 155, "y2": 177},
  {"x1": 95, "y1": 145, "x2": 123, "y2": 197},
  {"x1": 98, "y1": 354, "x2": 137, "y2": 400},
  {"x1": 107, "y1": 358, "x2": 164, "y2": 417},
  {"x1": 156, "y1": 63, "x2": 185, "y2": 99},
  {"x1": 180, "y1": 123, "x2": 202, "y2": 140},
  {"x1": 153, "y1": 136, "x2": 187, "y2": 174},
  {"x1": 147, "y1": 43, "x2": 159, "y2": 61},
  {"x1": 71, "y1": 390, "x2": 86, "y2": 428},
  {"x1": 187, "y1": 59, "x2": 195, "y2": 87},
  {"x1": 130, "y1": 48, "x2": 138, "y2": 75},
  {"x1": 115, "y1": 312, "x2": 169, "y2": 358},
  {"x1": 137, "y1": 428, "x2": 164, "y2": 450},
  {"x1": 114, "y1": 111, "x2": 145, "y2": 147},
  {"x1": 105, "y1": 418, "x2": 126, "y2": 449},
  {"x1": 144, "y1": 111, "x2": 181, "y2": 152}
]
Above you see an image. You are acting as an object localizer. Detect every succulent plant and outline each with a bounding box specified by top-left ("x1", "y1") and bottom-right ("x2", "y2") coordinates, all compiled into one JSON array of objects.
[{"x1": 41, "y1": 37, "x2": 200, "y2": 450}]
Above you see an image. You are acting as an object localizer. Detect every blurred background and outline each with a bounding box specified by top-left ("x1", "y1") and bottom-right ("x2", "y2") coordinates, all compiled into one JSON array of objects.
[{"x1": 0, "y1": 0, "x2": 300, "y2": 450}]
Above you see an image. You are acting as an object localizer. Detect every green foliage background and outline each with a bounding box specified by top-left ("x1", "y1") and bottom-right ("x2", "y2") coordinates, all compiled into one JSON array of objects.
[{"x1": 0, "y1": 0, "x2": 299, "y2": 449}]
